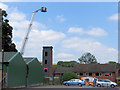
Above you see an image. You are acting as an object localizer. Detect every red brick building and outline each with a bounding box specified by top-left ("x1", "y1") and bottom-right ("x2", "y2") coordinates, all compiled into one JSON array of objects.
[
  {"x1": 42, "y1": 46, "x2": 120, "y2": 82},
  {"x1": 54, "y1": 64, "x2": 120, "y2": 82}
]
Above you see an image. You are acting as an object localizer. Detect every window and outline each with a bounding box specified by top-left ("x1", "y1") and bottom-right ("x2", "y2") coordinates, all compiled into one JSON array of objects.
[
  {"x1": 44, "y1": 68, "x2": 47, "y2": 72},
  {"x1": 109, "y1": 73, "x2": 112, "y2": 76},
  {"x1": 105, "y1": 73, "x2": 112, "y2": 76},
  {"x1": 86, "y1": 73, "x2": 92, "y2": 76},
  {"x1": 79, "y1": 73, "x2": 83, "y2": 76},
  {"x1": 76, "y1": 73, "x2": 79, "y2": 76},
  {"x1": 119, "y1": 70, "x2": 120, "y2": 73},
  {"x1": 104, "y1": 79, "x2": 111, "y2": 82},
  {"x1": 98, "y1": 79, "x2": 103, "y2": 82},
  {"x1": 76, "y1": 73, "x2": 83, "y2": 76},
  {"x1": 45, "y1": 60, "x2": 47, "y2": 64},
  {"x1": 45, "y1": 52, "x2": 48, "y2": 56},
  {"x1": 95, "y1": 73, "x2": 102, "y2": 76}
]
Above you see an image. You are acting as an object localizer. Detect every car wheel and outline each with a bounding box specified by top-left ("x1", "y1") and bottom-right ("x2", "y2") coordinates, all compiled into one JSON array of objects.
[
  {"x1": 78, "y1": 83, "x2": 82, "y2": 87},
  {"x1": 111, "y1": 84, "x2": 115, "y2": 88},
  {"x1": 65, "y1": 83, "x2": 69, "y2": 86},
  {"x1": 89, "y1": 84, "x2": 92, "y2": 86},
  {"x1": 97, "y1": 84, "x2": 101, "y2": 87}
]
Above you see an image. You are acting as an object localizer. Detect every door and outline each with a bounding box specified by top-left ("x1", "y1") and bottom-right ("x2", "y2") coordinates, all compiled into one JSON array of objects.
[{"x1": 104, "y1": 79, "x2": 111, "y2": 87}]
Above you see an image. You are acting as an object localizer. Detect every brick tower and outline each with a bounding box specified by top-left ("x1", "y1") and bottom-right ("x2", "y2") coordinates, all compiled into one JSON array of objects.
[{"x1": 42, "y1": 46, "x2": 53, "y2": 77}]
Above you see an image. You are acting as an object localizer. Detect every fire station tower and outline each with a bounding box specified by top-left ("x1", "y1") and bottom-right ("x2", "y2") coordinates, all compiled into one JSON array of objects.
[{"x1": 42, "y1": 46, "x2": 53, "y2": 77}]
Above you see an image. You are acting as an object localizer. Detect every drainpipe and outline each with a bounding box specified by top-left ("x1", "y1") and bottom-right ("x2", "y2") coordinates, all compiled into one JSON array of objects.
[
  {"x1": 26, "y1": 65, "x2": 29, "y2": 87},
  {"x1": 5, "y1": 64, "x2": 9, "y2": 88},
  {"x1": 3, "y1": 62, "x2": 9, "y2": 88}
]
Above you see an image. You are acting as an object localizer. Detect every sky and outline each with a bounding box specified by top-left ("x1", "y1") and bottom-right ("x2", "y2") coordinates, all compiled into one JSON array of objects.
[{"x1": 0, "y1": 2, "x2": 118, "y2": 64}]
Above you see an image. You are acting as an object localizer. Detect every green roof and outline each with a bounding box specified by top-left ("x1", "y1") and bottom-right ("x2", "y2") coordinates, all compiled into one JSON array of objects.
[{"x1": 24, "y1": 57, "x2": 35, "y2": 64}]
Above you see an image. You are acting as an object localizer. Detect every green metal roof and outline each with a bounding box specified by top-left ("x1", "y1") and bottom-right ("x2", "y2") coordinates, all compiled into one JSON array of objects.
[{"x1": 24, "y1": 57, "x2": 36, "y2": 64}]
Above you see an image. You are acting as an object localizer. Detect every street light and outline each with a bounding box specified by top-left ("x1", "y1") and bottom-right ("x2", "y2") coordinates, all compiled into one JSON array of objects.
[{"x1": 20, "y1": 7, "x2": 47, "y2": 55}]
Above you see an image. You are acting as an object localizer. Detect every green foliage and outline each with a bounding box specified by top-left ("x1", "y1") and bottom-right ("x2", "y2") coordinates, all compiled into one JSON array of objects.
[
  {"x1": 57, "y1": 61, "x2": 78, "y2": 67},
  {"x1": 108, "y1": 61, "x2": 117, "y2": 64},
  {"x1": 78, "y1": 52, "x2": 98, "y2": 64},
  {"x1": 62, "y1": 72, "x2": 78, "y2": 82},
  {"x1": 2, "y1": 10, "x2": 17, "y2": 52},
  {"x1": 52, "y1": 65, "x2": 62, "y2": 68}
]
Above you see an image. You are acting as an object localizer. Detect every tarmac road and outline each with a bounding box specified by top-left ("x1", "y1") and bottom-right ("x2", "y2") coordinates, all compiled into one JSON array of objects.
[{"x1": 6, "y1": 85, "x2": 120, "y2": 90}]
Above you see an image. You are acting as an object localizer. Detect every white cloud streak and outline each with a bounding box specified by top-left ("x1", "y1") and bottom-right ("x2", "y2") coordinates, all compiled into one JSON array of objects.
[
  {"x1": 68, "y1": 27, "x2": 108, "y2": 36},
  {"x1": 56, "y1": 15, "x2": 66, "y2": 22},
  {"x1": 108, "y1": 13, "x2": 120, "y2": 21}
]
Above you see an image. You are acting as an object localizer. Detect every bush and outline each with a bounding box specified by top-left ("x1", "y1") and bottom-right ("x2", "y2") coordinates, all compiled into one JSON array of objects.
[{"x1": 62, "y1": 72, "x2": 78, "y2": 82}]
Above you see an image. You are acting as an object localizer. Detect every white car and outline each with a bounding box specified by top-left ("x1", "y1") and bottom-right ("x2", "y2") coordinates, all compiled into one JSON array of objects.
[{"x1": 96, "y1": 79, "x2": 117, "y2": 88}]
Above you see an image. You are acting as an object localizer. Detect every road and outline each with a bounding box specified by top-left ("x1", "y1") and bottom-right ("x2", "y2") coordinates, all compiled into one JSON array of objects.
[{"x1": 7, "y1": 85, "x2": 120, "y2": 90}]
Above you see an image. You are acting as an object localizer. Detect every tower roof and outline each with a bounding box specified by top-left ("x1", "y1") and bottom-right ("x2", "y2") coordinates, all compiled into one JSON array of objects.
[{"x1": 43, "y1": 46, "x2": 53, "y2": 48}]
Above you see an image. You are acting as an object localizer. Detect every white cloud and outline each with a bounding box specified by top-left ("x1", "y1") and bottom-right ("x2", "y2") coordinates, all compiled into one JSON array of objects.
[
  {"x1": 56, "y1": 15, "x2": 66, "y2": 22},
  {"x1": 55, "y1": 53, "x2": 74, "y2": 58},
  {"x1": 55, "y1": 53, "x2": 75, "y2": 63},
  {"x1": 87, "y1": 27, "x2": 108, "y2": 36},
  {"x1": 108, "y1": 13, "x2": 120, "y2": 20},
  {"x1": 30, "y1": 29, "x2": 66, "y2": 42},
  {"x1": 9, "y1": 11, "x2": 26, "y2": 21},
  {"x1": 62, "y1": 37, "x2": 118, "y2": 63},
  {"x1": 0, "y1": 3, "x2": 8, "y2": 10},
  {"x1": 68, "y1": 27, "x2": 108, "y2": 36},
  {"x1": 68, "y1": 27, "x2": 84, "y2": 34}
]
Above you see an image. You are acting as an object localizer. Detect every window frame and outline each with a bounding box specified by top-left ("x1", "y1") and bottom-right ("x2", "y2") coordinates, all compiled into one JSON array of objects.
[
  {"x1": 45, "y1": 60, "x2": 47, "y2": 64},
  {"x1": 44, "y1": 52, "x2": 48, "y2": 56},
  {"x1": 86, "y1": 73, "x2": 93, "y2": 76},
  {"x1": 95, "y1": 73, "x2": 102, "y2": 77},
  {"x1": 104, "y1": 73, "x2": 112, "y2": 77}
]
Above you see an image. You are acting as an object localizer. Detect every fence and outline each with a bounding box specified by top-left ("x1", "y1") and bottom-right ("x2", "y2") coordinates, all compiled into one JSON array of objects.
[{"x1": 43, "y1": 77, "x2": 61, "y2": 85}]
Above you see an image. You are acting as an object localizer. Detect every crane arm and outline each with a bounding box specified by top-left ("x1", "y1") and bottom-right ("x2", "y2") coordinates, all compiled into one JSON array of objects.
[{"x1": 20, "y1": 12, "x2": 36, "y2": 55}]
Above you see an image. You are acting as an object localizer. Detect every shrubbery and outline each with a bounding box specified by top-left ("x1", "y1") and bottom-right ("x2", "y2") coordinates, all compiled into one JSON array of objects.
[{"x1": 62, "y1": 72, "x2": 78, "y2": 82}]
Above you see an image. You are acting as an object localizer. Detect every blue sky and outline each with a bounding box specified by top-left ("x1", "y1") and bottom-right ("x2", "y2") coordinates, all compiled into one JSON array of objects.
[{"x1": 0, "y1": 2, "x2": 118, "y2": 63}]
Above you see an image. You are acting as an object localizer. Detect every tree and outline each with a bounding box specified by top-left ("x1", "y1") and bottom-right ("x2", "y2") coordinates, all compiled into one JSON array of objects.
[
  {"x1": 108, "y1": 61, "x2": 116, "y2": 64},
  {"x1": 57, "y1": 61, "x2": 78, "y2": 67},
  {"x1": 2, "y1": 10, "x2": 17, "y2": 52},
  {"x1": 78, "y1": 52, "x2": 97, "y2": 64},
  {"x1": 62, "y1": 72, "x2": 78, "y2": 82}
]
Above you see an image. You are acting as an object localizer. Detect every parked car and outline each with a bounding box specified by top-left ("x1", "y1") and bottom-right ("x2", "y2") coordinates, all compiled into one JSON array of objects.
[
  {"x1": 63, "y1": 79, "x2": 85, "y2": 87},
  {"x1": 96, "y1": 79, "x2": 117, "y2": 88},
  {"x1": 81, "y1": 77, "x2": 97, "y2": 86}
]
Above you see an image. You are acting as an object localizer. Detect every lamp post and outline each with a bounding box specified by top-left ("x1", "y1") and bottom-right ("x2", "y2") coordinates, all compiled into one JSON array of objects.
[{"x1": 20, "y1": 7, "x2": 47, "y2": 55}]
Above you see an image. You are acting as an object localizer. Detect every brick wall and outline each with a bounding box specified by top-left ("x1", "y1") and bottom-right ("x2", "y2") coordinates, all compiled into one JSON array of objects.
[
  {"x1": 77, "y1": 72, "x2": 116, "y2": 82},
  {"x1": 116, "y1": 68, "x2": 120, "y2": 77}
]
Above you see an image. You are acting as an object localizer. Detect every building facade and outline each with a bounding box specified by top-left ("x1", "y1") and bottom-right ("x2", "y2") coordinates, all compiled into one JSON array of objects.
[
  {"x1": 42, "y1": 46, "x2": 53, "y2": 77},
  {"x1": 54, "y1": 64, "x2": 117, "y2": 82}
]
